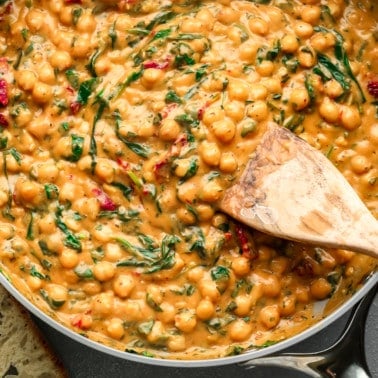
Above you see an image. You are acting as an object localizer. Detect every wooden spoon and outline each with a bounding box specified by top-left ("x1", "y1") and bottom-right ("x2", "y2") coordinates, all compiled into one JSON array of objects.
[{"x1": 220, "y1": 123, "x2": 378, "y2": 258}]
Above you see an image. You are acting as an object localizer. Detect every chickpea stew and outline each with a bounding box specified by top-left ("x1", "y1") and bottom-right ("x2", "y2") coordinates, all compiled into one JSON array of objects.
[{"x1": 0, "y1": 0, "x2": 376, "y2": 360}]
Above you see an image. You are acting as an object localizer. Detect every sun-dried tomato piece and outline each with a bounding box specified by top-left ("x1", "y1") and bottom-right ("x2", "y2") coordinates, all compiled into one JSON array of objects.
[
  {"x1": 161, "y1": 103, "x2": 177, "y2": 119},
  {"x1": 0, "y1": 113, "x2": 8, "y2": 127},
  {"x1": 367, "y1": 81, "x2": 378, "y2": 98},
  {"x1": 116, "y1": 157, "x2": 130, "y2": 171},
  {"x1": 0, "y1": 2, "x2": 12, "y2": 23},
  {"x1": 65, "y1": 0, "x2": 82, "y2": 4},
  {"x1": 294, "y1": 257, "x2": 315, "y2": 277},
  {"x1": 235, "y1": 224, "x2": 258, "y2": 260},
  {"x1": 153, "y1": 158, "x2": 170, "y2": 181},
  {"x1": 143, "y1": 56, "x2": 171, "y2": 70},
  {"x1": 0, "y1": 79, "x2": 8, "y2": 107},
  {"x1": 92, "y1": 188, "x2": 118, "y2": 211},
  {"x1": 70, "y1": 101, "x2": 81, "y2": 115}
]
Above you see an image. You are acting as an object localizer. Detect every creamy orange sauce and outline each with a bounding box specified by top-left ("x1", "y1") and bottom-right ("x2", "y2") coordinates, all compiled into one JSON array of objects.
[{"x1": 0, "y1": 0, "x2": 376, "y2": 360}]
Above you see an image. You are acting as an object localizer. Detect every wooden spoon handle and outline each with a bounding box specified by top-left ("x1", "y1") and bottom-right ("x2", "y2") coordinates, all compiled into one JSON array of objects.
[{"x1": 220, "y1": 124, "x2": 378, "y2": 258}]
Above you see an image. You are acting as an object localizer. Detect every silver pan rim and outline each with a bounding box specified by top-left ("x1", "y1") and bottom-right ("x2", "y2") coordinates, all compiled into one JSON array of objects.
[{"x1": 0, "y1": 271, "x2": 376, "y2": 368}]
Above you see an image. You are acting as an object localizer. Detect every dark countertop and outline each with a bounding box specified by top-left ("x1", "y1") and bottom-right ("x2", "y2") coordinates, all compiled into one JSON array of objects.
[{"x1": 33, "y1": 289, "x2": 378, "y2": 378}]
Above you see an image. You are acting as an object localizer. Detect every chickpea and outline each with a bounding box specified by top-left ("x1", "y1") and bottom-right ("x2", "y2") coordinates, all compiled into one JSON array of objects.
[
  {"x1": 59, "y1": 249, "x2": 79, "y2": 269},
  {"x1": 319, "y1": 97, "x2": 339, "y2": 123},
  {"x1": 281, "y1": 34, "x2": 299, "y2": 53},
  {"x1": 91, "y1": 292, "x2": 114, "y2": 315},
  {"x1": 232, "y1": 256, "x2": 250, "y2": 276},
  {"x1": 195, "y1": 204, "x2": 214, "y2": 222},
  {"x1": 248, "y1": 17, "x2": 269, "y2": 35},
  {"x1": 113, "y1": 274, "x2": 135, "y2": 298},
  {"x1": 212, "y1": 118, "x2": 236, "y2": 143},
  {"x1": 32, "y1": 82, "x2": 53, "y2": 104},
  {"x1": 247, "y1": 101, "x2": 269, "y2": 121},
  {"x1": 46, "y1": 284, "x2": 68, "y2": 304},
  {"x1": 71, "y1": 36, "x2": 92, "y2": 58},
  {"x1": 280, "y1": 295, "x2": 296, "y2": 316},
  {"x1": 196, "y1": 299, "x2": 215, "y2": 320},
  {"x1": 94, "y1": 160, "x2": 115, "y2": 183},
  {"x1": 10, "y1": 237, "x2": 29, "y2": 254},
  {"x1": 202, "y1": 107, "x2": 225, "y2": 126},
  {"x1": 258, "y1": 245, "x2": 274, "y2": 261},
  {"x1": 310, "y1": 278, "x2": 332, "y2": 299},
  {"x1": 0, "y1": 191, "x2": 8, "y2": 208},
  {"x1": 50, "y1": 50, "x2": 72, "y2": 71},
  {"x1": 147, "y1": 321, "x2": 167, "y2": 344},
  {"x1": 93, "y1": 55, "x2": 111, "y2": 76},
  {"x1": 156, "y1": 302, "x2": 176, "y2": 323},
  {"x1": 290, "y1": 87, "x2": 310, "y2": 110},
  {"x1": 168, "y1": 335, "x2": 186, "y2": 352},
  {"x1": 93, "y1": 261, "x2": 116, "y2": 282},
  {"x1": 219, "y1": 152, "x2": 237, "y2": 173},
  {"x1": 263, "y1": 78, "x2": 282, "y2": 94},
  {"x1": 174, "y1": 158, "x2": 191, "y2": 178},
  {"x1": 71, "y1": 313, "x2": 93, "y2": 330},
  {"x1": 340, "y1": 106, "x2": 361, "y2": 130},
  {"x1": 33, "y1": 162, "x2": 59, "y2": 182},
  {"x1": 228, "y1": 319, "x2": 253, "y2": 341},
  {"x1": 82, "y1": 281, "x2": 102, "y2": 296},
  {"x1": 104, "y1": 243, "x2": 122, "y2": 262},
  {"x1": 196, "y1": 8, "x2": 215, "y2": 27},
  {"x1": 200, "y1": 141, "x2": 221, "y2": 167},
  {"x1": 217, "y1": 7, "x2": 239, "y2": 25},
  {"x1": 335, "y1": 249, "x2": 355, "y2": 264},
  {"x1": 59, "y1": 6, "x2": 73, "y2": 25},
  {"x1": 301, "y1": 5, "x2": 321, "y2": 24},
  {"x1": 324, "y1": 80, "x2": 343, "y2": 99},
  {"x1": 259, "y1": 305, "x2": 280, "y2": 329},
  {"x1": 187, "y1": 266, "x2": 205, "y2": 282},
  {"x1": 250, "y1": 83, "x2": 268, "y2": 100},
  {"x1": 228, "y1": 26, "x2": 245, "y2": 45},
  {"x1": 141, "y1": 68, "x2": 164, "y2": 88},
  {"x1": 13, "y1": 107, "x2": 33, "y2": 128},
  {"x1": 350, "y1": 155, "x2": 371, "y2": 174},
  {"x1": 76, "y1": 12, "x2": 96, "y2": 33},
  {"x1": 27, "y1": 275, "x2": 43, "y2": 291},
  {"x1": 200, "y1": 180, "x2": 223, "y2": 202},
  {"x1": 294, "y1": 21, "x2": 314, "y2": 39},
  {"x1": 38, "y1": 63, "x2": 55, "y2": 85},
  {"x1": 59, "y1": 182, "x2": 77, "y2": 202},
  {"x1": 228, "y1": 80, "x2": 250, "y2": 102},
  {"x1": 256, "y1": 60, "x2": 275, "y2": 77},
  {"x1": 107, "y1": 318, "x2": 125, "y2": 340},
  {"x1": 93, "y1": 226, "x2": 113, "y2": 249},
  {"x1": 177, "y1": 182, "x2": 198, "y2": 203},
  {"x1": 310, "y1": 33, "x2": 328, "y2": 51},
  {"x1": 295, "y1": 285, "x2": 311, "y2": 303},
  {"x1": 181, "y1": 18, "x2": 203, "y2": 33},
  {"x1": 177, "y1": 207, "x2": 196, "y2": 225},
  {"x1": 199, "y1": 279, "x2": 220, "y2": 302},
  {"x1": 298, "y1": 49, "x2": 316, "y2": 68},
  {"x1": 234, "y1": 294, "x2": 252, "y2": 316},
  {"x1": 159, "y1": 119, "x2": 181, "y2": 141},
  {"x1": 259, "y1": 272, "x2": 281, "y2": 297},
  {"x1": 175, "y1": 310, "x2": 197, "y2": 333},
  {"x1": 45, "y1": 232, "x2": 64, "y2": 254},
  {"x1": 239, "y1": 40, "x2": 259, "y2": 62},
  {"x1": 224, "y1": 101, "x2": 245, "y2": 121},
  {"x1": 270, "y1": 256, "x2": 290, "y2": 275},
  {"x1": 25, "y1": 9, "x2": 45, "y2": 33},
  {"x1": 369, "y1": 123, "x2": 378, "y2": 145},
  {"x1": 16, "y1": 70, "x2": 37, "y2": 91},
  {"x1": 16, "y1": 180, "x2": 43, "y2": 205}
]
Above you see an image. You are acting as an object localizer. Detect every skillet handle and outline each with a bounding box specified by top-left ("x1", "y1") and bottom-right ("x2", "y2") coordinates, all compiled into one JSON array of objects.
[{"x1": 242, "y1": 284, "x2": 377, "y2": 378}]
